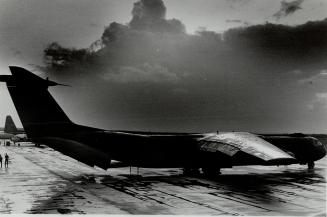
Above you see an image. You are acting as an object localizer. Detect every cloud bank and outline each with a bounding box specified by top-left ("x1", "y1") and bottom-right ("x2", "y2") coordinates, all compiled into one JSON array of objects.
[
  {"x1": 42, "y1": 0, "x2": 327, "y2": 133},
  {"x1": 273, "y1": 0, "x2": 304, "y2": 20}
]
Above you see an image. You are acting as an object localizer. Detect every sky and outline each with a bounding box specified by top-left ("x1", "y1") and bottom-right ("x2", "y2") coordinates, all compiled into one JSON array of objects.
[{"x1": 0, "y1": 0, "x2": 326, "y2": 133}]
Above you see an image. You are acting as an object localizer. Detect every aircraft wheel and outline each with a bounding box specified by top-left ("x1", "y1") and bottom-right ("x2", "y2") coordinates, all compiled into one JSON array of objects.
[
  {"x1": 183, "y1": 167, "x2": 200, "y2": 176},
  {"x1": 202, "y1": 167, "x2": 221, "y2": 177},
  {"x1": 308, "y1": 161, "x2": 315, "y2": 170}
]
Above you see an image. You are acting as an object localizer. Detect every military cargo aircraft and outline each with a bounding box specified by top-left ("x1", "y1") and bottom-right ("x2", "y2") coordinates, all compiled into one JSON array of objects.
[
  {"x1": 0, "y1": 115, "x2": 25, "y2": 141},
  {"x1": 0, "y1": 66, "x2": 326, "y2": 176},
  {"x1": 4, "y1": 115, "x2": 24, "y2": 134}
]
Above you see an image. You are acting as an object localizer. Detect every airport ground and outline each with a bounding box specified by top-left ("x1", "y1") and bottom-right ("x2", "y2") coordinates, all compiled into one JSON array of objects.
[{"x1": 0, "y1": 142, "x2": 325, "y2": 215}]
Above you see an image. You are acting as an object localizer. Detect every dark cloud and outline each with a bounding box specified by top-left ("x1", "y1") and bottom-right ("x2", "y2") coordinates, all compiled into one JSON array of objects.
[
  {"x1": 129, "y1": 0, "x2": 185, "y2": 33},
  {"x1": 101, "y1": 22, "x2": 130, "y2": 45},
  {"x1": 42, "y1": 0, "x2": 327, "y2": 132},
  {"x1": 44, "y1": 42, "x2": 91, "y2": 69},
  {"x1": 45, "y1": 17, "x2": 327, "y2": 79},
  {"x1": 273, "y1": 0, "x2": 304, "y2": 20},
  {"x1": 224, "y1": 19, "x2": 327, "y2": 61},
  {"x1": 131, "y1": 0, "x2": 166, "y2": 22}
]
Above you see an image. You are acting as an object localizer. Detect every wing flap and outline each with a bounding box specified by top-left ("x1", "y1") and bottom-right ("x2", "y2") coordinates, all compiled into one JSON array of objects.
[
  {"x1": 200, "y1": 141, "x2": 240, "y2": 156},
  {"x1": 199, "y1": 132, "x2": 294, "y2": 161}
]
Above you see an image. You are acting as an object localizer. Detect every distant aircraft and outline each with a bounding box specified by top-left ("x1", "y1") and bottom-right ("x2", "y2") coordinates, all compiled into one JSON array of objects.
[
  {"x1": 0, "y1": 115, "x2": 27, "y2": 144},
  {"x1": 5, "y1": 115, "x2": 28, "y2": 144},
  {"x1": 0, "y1": 115, "x2": 22, "y2": 138},
  {"x1": 10, "y1": 133, "x2": 28, "y2": 144},
  {"x1": 4, "y1": 115, "x2": 25, "y2": 134},
  {"x1": 0, "y1": 66, "x2": 326, "y2": 176}
]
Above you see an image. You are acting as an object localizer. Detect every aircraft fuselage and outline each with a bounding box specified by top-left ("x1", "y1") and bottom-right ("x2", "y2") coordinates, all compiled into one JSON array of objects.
[{"x1": 31, "y1": 129, "x2": 327, "y2": 170}]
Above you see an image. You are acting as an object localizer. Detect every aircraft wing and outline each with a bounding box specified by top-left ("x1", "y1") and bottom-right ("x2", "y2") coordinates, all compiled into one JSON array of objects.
[{"x1": 198, "y1": 132, "x2": 295, "y2": 163}]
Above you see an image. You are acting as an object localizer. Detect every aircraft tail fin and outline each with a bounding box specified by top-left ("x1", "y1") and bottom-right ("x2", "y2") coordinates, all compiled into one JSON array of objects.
[
  {"x1": 4, "y1": 115, "x2": 18, "y2": 134},
  {"x1": 0, "y1": 66, "x2": 75, "y2": 138},
  {"x1": 1, "y1": 66, "x2": 110, "y2": 170}
]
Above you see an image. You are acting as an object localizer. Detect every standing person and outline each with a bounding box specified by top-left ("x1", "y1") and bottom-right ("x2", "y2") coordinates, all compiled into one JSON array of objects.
[
  {"x1": 5, "y1": 153, "x2": 9, "y2": 167},
  {"x1": 0, "y1": 154, "x2": 2, "y2": 168}
]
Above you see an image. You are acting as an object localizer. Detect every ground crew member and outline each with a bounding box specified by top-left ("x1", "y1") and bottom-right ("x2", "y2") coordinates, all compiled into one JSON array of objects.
[
  {"x1": 5, "y1": 153, "x2": 9, "y2": 167},
  {"x1": 0, "y1": 154, "x2": 2, "y2": 168}
]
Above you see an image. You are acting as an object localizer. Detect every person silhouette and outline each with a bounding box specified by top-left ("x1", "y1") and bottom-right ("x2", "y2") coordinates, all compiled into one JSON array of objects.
[
  {"x1": 4, "y1": 153, "x2": 9, "y2": 167},
  {"x1": 0, "y1": 154, "x2": 2, "y2": 168}
]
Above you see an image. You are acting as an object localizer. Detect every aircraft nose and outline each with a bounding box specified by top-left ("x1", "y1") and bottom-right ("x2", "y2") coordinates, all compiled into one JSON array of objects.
[{"x1": 313, "y1": 140, "x2": 327, "y2": 161}]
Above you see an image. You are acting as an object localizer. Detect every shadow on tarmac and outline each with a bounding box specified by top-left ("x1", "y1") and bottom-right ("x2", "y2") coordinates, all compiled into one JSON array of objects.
[{"x1": 27, "y1": 167, "x2": 326, "y2": 214}]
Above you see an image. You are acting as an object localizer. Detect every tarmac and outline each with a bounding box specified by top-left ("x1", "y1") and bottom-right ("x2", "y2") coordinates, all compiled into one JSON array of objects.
[{"x1": 0, "y1": 142, "x2": 326, "y2": 215}]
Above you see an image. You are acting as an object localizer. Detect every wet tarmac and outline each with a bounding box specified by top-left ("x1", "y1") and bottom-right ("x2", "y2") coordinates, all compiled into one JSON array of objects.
[{"x1": 0, "y1": 143, "x2": 325, "y2": 215}]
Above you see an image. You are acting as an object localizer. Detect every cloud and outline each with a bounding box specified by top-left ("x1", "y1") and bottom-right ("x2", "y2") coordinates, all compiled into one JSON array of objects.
[
  {"x1": 308, "y1": 92, "x2": 327, "y2": 110},
  {"x1": 225, "y1": 19, "x2": 250, "y2": 26},
  {"x1": 102, "y1": 63, "x2": 179, "y2": 83},
  {"x1": 316, "y1": 92, "x2": 327, "y2": 100},
  {"x1": 45, "y1": 17, "x2": 327, "y2": 80},
  {"x1": 129, "y1": 0, "x2": 185, "y2": 33},
  {"x1": 223, "y1": 19, "x2": 327, "y2": 60},
  {"x1": 131, "y1": 0, "x2": 166, "y2": 22},
  {"x1": 226, "y1": 0, "x2": 252, "y2": 10},
  {"x1": 298, "y1": 69, "x2": 327, "y2": 85},
  {"x1": 320, "y1": 69, "x2": 327, "y2": 75},
  {"x1": 41, "y1": 0, "x2": 327, "y2": 132},
  {"x1": 306, "y1": 88, "x2": 327, "y2": 111},
  {"x1": 226, "y1": 19, "x2": 242, "y2": 23},
  {"x1": 44, "y1": 0, "x2": 327, "y2": 80},
  {"x1": 273, "y1": 0, "x2": 304, "y2": 20}
]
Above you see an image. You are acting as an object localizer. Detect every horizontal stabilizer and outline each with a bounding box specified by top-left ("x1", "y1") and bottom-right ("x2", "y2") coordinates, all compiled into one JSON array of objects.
[{"x1": 0, "y1": 66, "x2": 69, "y2": 88}]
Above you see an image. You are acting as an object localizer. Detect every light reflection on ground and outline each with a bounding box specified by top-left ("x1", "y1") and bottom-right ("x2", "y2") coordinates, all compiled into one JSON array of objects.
[{"x1": 0, "y1": 143, "x2": 325, "y2": 215}]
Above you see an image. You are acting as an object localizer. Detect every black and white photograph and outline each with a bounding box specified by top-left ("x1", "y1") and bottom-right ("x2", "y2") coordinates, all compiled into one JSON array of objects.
[{"x1": 0, "y1": 0, "x2": 326, "y2": 215}]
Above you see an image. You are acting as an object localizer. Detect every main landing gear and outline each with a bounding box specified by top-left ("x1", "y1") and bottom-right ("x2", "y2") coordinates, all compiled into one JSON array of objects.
[
  {"x1": 308, "y1": 161, "x2": 315, "y2": 170},
  {"x1": 182, "y1": 167, "x2": 221, "y2": 177},
  {"x1": 183, "y1": 167, "x2": 200, "y2": 176},
  {"x1": 202, "y1": 167, "x2": 221, "y2": 177}
]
